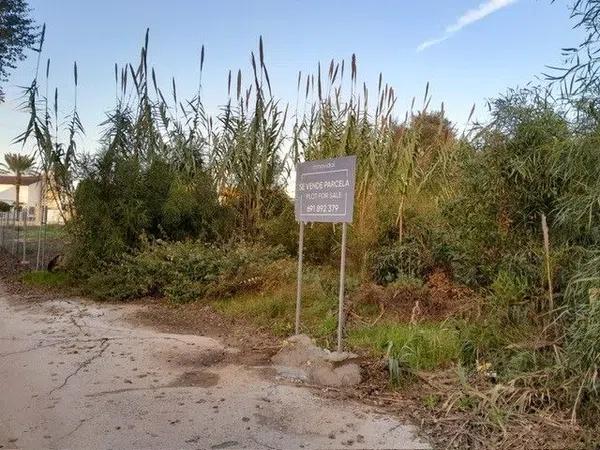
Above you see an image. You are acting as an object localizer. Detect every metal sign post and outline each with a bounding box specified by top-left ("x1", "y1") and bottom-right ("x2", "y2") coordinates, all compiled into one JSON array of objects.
[
  {"x1": 294, "y1": 155, "x2": 356, "y2": 351},
  {"x1": 337, "y1": 222, "x2": 348, "y2": 352},
  {"x1": 295, "y1": 221, "x2": 304, "y2": 334}
]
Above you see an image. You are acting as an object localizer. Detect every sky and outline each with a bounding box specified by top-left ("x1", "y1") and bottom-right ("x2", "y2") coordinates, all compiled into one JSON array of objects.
[{"x1": 0, "y1": 0, "x2": 584, "y2": 156}]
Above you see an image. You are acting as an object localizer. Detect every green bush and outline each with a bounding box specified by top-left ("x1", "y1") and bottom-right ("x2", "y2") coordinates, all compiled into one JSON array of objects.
[
  {"x1": 81, "y1": 241, "x2": 288, "y2": 303},
  {"x1": 66, "y1": 152, "x2": 230, "y2": 277},
  {"x1": 257, "y1": 206, "x2": 297, "y2": 256},
  {"x1": 0, "y1": 201, "x2": 11, "y2": 212},
  {"x1": 83, "y1": 242, "x2": 219, "y2": 300},
  {"x1": 490, "y1": 270, "x2": 533, "y2": 323},
  {"x1": 160, "y1": 172, "x2": 232, "y2": 241},
  {"x1": 370, "y1": 238, "x2": 432, "y2": 284},
  {"x1": 256, "y1": 191, "x2": 298, "y2": 256},
  {"x1": 455, "y1": 318, "x2": 550, "y2": 380},
  {"x1": 563, "y1": 300, "x2": 600, "y2": 420},
  {"x1": 206, "y1": 244, "x2": 288, "y2": 298},
  {"x1": 303, "y1": 223, "x2": 337, "y2": 264}
]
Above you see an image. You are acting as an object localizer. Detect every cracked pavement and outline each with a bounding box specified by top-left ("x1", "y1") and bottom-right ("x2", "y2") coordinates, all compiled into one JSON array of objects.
[{"x1": 0, "y1": 287, "x2": 430, "y2": 449}]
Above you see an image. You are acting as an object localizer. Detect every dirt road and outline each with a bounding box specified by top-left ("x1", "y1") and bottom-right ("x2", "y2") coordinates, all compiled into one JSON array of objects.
[{"x1": 0, "y1": 286, "x2": 430, "y2": 449}]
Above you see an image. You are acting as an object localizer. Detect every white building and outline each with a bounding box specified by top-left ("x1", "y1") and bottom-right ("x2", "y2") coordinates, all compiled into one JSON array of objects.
[{"x1": 0, "y1": 175, "x2": 64, "y2": 224}]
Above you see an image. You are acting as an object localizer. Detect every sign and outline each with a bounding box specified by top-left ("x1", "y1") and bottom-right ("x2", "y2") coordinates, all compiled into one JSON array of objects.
[
  {"x1": 293, "y1": 155, "x2": 357, "y2": 352},
  {"x1": 294, "y1": 155, "x2": 356, "y2": 223}
]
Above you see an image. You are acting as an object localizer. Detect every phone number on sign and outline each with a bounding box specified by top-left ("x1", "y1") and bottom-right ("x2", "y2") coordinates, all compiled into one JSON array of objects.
[{"x1": 305, "y1": 204, "x2": 341, "y2": 213}]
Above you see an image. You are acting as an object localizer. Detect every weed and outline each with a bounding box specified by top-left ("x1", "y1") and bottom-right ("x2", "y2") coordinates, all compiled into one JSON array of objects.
[
  {"x1": 423, "y1": 393, "x2": 441, "y2": 409},
  {"x1": 21, "y1": 270, "x2": 71, "y2": 288},
  {"x1": 213, "y1": 267, "x2": 338, "y2": 343},
  {"x1": 348, "y1": 322, "x2": 459, "y2": 371},
  {"x1": 370, "y1": 239, "x2": 432, "y2": 284}
]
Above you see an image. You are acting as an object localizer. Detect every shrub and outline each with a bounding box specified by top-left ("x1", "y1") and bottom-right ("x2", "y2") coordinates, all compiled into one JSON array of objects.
[
  {"x1": 256, "y1": 191, "x2": 297, "y2": 256},
  {"x1": 303, "y1": 223, "x2": 337, "y2": 264},
  {"x1": 206, "y1": 243, "x2": 288, "y2": 298},
  {"x1": 66, "y1": 152, "x2": 230, "y2": 277},
  {"x1": 82, "y1": 241, "x2": 220, "y2": 301},
  {"x1": 455, "y1": 318, "x2": 548, "y2": 378},
  {"x1": 160, "y1": 172, "x2": 232, "y2": 241},
  {"x1": 80, "y1": 240, "x2": 289, "y2": 303},
  {"x1": 85, "y1": 260, "x2": 156, "y2": 300},
  {"x1": 563, "y1": 300, "x2": 600, "y2": 421},
  {"x1": 490, "y1": 270, "x2": 533, "y2": 323},
  {"x1": 370, "y1": 238, "x2": 432, "y2": 284},
  {"x1": 257, "y1": 203, "x2": 297, "y2": 256}
]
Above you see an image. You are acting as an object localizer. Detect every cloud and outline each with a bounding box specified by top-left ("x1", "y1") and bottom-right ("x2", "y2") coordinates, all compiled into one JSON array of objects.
[
  {"x1": 417, "y1": 0, "x2": 518, "y2": 52},
  {"x1": 446, "y1": 0, "x2": 518, "y2": 33},
  {"x1": 416, "y1": 35, "x2": 451, "y2": 52}
]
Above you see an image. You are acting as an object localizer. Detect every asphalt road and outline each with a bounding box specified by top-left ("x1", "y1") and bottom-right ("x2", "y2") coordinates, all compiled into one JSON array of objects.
[{"x1": 0, "y1": 286, "x2": 430, "y2": 450}]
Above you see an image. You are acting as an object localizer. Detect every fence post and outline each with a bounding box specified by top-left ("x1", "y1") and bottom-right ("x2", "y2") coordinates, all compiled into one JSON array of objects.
[
  {"x1": 11, "y1": 208, "x2": 17, "y2": 256},
  {"x1": 35, "y1": 207, "x2": 42, "y2": 270},
  {"x1": 22, "y1": 207, "x2": 28, "y2": 264},
  {"x1": 41, "y1": 205, "x2": 48, "y2": 269},
  {"x1": 3, "y1": 212, "x2": 6, "y2": 250},
  {"x1": 1, "y1": 212, "x2": 4, "y2": 249}
]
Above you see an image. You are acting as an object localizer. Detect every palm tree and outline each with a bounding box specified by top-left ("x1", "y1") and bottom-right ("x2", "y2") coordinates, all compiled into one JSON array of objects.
[{"x1": 1, "y1": 153, "x2": 36, "y2": 211}]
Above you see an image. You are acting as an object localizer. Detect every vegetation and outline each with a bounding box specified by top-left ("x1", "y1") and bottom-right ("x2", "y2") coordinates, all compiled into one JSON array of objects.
[
  {"x1": 348, "y1": 322, "x2": 459, "y2": 372},
  {"x1": 0, "y1": 152, "x2": 35, "y2": 209},
  {"x1": 0, "y1": 0, "x2": 37, "y2": 101},
  {"x1": 21, "y1": 269, "x2": 70, "y2": 288},
  {"x1": 12, "y1": 3, "x2": 600, "y2": 446}
]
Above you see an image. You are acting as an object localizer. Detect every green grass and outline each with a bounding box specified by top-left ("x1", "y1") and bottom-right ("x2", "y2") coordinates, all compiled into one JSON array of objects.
[
  {"x1": 213, "y1": 286, "x2": 338, "y2": 343},
  {"x1": 214, "y1": 276, "x2": 461, "y2": 370},
  {"x1": 21, "y1": 270, "x2": 71, "y2": 289},
  {"x1": 347, "y1": 321, "x2": 460, "y2": 371},
  {"x1": 211, "y1": 260, "x2": 461, "y2": 367},
  {"x1": 212, "y1": 263, "x2": 342, "y2": 346},
  {"x1": 214, "y1": 292, "x2": 294, "y2": 335}
]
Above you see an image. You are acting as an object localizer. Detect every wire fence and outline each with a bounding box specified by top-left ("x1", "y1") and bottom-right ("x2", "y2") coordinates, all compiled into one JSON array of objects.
[{"x1": 0, "y1": 206, "x2": 65, "y2": 270}]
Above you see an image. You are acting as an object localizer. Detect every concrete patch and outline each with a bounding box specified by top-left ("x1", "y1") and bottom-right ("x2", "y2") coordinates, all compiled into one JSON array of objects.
[{"x1": 272, "y1": 334, "x2": 362, "y2": 386}]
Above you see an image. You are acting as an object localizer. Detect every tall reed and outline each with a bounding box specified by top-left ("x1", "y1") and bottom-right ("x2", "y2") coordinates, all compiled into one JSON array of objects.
[{"x1": 18, "y1": 30, "x2": 460, "y2": 255}]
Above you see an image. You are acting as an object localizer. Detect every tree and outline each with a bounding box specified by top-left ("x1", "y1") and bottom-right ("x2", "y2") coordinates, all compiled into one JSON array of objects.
[
  {"x1": 547, "y1": 0, "x2": 600, "y2": 97},
  {"x1": 1, "y1": 152, "x2": 35, "y2": 210},
  {"x1": 0, "y1": 0, "x2": 36, "y2": 101}
]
